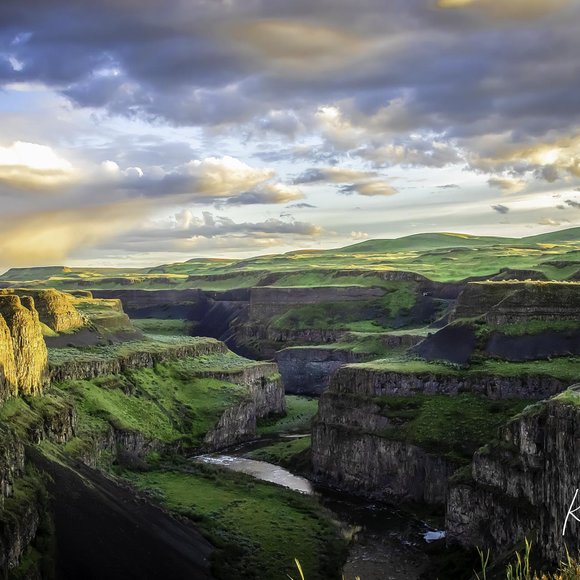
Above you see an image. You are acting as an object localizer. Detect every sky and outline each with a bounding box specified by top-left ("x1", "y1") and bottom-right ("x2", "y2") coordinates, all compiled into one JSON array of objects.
[{"x1": 0, "y1": 0, "x2": 579, "y2": 268}]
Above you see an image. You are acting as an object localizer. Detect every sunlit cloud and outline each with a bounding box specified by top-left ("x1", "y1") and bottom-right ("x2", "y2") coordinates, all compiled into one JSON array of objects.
[
  {"x1": 0, "y1": 141, "x2": 76, "y2": 191},
  {"x1": 0, "y1": 200, "x2": 148, "y2": 266}
]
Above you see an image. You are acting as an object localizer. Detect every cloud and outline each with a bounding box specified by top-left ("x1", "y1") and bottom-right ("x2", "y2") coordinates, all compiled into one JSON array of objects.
[
  {"x1": 487, "y1": 177, "x2": 526, "y2": 194},
  {"x1": 538, "y1": 217, "x2": 568, "y2": 226},
  {"x1": 491, "y1": 204, "x2": 510, "y2": 214},
  {"x1": 350, "y1": 231, "x2": 369, "y2": 240},
  {"x1": 339, "y1": 181, "x2": 397, "y2": 197},
  {"x1": 0, "y1": 200, "x2": 148, "y2": 267},
  {"x1": 111, "y1": 210, "x2": 326, "y2": 255},
  {"x1": 287, "y1": 202, "x2": 317, "y2": 209},
  {"x1": 437, "y1": 184, "x2": 460, "y2": 189},
  {"x1": 435, "y1": 0, "x2": 571, "y2": 20},
  {"x1": 226, "y1": 19, "x2": 374, "y2": 74},
  {"x1": 182, "y1": 156, "x2": 274, "y2": 197},
  {"x1": 565, "y1": 199, "x2": 580, "y2": 209},
  {"x1": 293, "y1": 166, "x2": 398, "y2": 196},
  {"x1": 224, "y1": 183, "x2": 304, "y2": 205},
  {"x1": 0, "y1": 141, "x2": 75, "y2": 191}
]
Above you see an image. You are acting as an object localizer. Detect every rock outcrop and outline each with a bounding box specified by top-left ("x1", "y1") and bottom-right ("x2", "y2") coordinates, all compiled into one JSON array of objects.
[
  {"x1": 312, "y1": 369, "x2": 450, "y2": 504},
  {"x1": 276, "y1": 347, "x2": 369, "y2": 395},
  {"x1": 0, "y1": 288, "x2": 84, "y2": 333},
  {"x1": 0, "y1": 295, "x2": 48, "y2": 398},
  {"x1": 312, "y1": 390, "x2": 456, "y2": 504},
  {"x1": 451, "y1": 281, "x2": 580, "y2": 325},
  {"x1": 327, "y1": 365, "x2": 571, "y2": 400},
  {"x1": 49, "y1": 338, "x2": 229, "y2": 382},
  {"x1": 446, "y1": 390, "x2": 580, "y2": 564},
  {"x1": 204, "y1": 368, "x2": 285, "y2": 449},
  {"x1": 0, "y1": 316, "x2": 18, "y2": 401}
]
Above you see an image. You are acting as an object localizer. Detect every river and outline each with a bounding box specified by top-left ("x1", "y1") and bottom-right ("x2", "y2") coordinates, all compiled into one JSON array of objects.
[{"x1": 195, "y1": 438, "x2": 445, "y2": 580}]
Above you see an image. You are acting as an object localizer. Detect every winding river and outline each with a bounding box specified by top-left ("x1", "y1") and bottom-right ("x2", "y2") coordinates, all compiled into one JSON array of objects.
[{"x1": 195, "y1": 438, "x2": 445, "y2": 580}]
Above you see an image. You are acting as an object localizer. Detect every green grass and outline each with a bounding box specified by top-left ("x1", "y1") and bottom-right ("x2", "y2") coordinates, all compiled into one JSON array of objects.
[
  {"x1": 51, "y1": 353, "x2": 264, "y2": 450},
  {"x1": 354, "y1": 356, "x2": 580, "y2": 381},
  {"x1": 375, "y1": 394, "x2": 529, "y2": 462},
  {"x1": 131, "y1": 318, "x2": 193, "y2": 336},
  {"x1": 4, "y1": 227, "x2": 580, "y2": 287},
  {"x1": 484, "y1": 319, "x2": 580, "y2": 337},
  {"x1": 258, "y1": 396, "x2": 318, "y2": 435},
  {"x1": 128, "y1": 465, "x2": 346, "y2": 580},
  {"x1": 246, "y1": 436, "x2": 311, "y2": 468},
  {"x1": 270, "y1": 282, "x2": 417, "y2": 333},
  {"x1": 553, "y1": 387, "x2": 580, "y2": 407},
  {"x1": 47, "y1": 336, "x2": 220, "y2": 366}
]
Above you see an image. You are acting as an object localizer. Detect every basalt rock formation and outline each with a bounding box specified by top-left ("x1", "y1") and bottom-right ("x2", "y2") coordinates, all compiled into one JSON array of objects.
[
  {"x1": 0, "y1": 295, "x2": 48, "y2": 399},
  {"x1": 446, "y1": 390, "x2": 580, "y2": 564},
  {"x1": 0, "y1": 288, "x2": 84, "y2": 333},
  {"x1": 451, "y1": 281, "x2": 580, "y2": 325},
  {"x1": 312, "y1": 390, "x2": 456, "y2": 504}
]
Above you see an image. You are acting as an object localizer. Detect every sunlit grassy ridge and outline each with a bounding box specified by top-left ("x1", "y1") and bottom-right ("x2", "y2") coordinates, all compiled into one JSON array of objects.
[{"x1": 3, "y1": 227, "x2": 580, "y2": 288}]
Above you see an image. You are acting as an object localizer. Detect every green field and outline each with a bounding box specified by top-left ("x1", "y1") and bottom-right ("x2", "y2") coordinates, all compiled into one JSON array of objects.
[
  {"x1": 128, "y1": 465, "x2": 346, "y2": 580},
  {"x1": 3, "y1": 227, "x2": 580, "y2": 289}
]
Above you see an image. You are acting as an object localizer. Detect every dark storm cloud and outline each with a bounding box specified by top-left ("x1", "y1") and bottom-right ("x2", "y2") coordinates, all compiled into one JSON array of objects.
[
  {"x1": 1, "y1": 0, "x2": 579, "y2": 178},
  {"x1": 491, "y1": 204, "x2": 510, "y2": 214}
]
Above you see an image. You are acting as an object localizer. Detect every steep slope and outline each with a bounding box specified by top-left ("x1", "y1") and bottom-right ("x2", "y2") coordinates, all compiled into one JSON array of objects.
[{"x1": 447, "y1": 388, "x2": 580, "y2": 565}]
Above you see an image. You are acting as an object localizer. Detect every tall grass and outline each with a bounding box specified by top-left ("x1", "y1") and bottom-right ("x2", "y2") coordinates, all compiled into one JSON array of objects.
[{"x1": 476, "y1": 539, "x2": 580, "y2": 580}]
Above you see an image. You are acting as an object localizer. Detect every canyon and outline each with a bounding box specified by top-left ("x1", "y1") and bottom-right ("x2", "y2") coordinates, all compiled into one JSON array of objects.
[{"x1": 1, "y1": 233, "x2": 580, "y2": 578}]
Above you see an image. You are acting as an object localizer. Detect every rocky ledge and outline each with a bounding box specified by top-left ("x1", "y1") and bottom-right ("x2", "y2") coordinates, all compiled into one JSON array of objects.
[{"x1": 446, "y1": 388, "x2": 580, "y2": 564}]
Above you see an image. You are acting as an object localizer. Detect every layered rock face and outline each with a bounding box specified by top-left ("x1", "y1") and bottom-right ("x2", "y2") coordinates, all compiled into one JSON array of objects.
[
  {"x1": 0, "y1": 295, "x2": 48, "y2": 399},
  {"x1": 249, "y1": 286, "x2": 387, "y2": 320},
  {"x1": 312, "y1": 391, "x2": 455, "y2": 504},
  {"x1": 204, "y1": 366, "x2": 285, "y2": 449},
  {"x1": 326, "y1": 365, "x2": 570, "y2": 400},
  {"x1": 451, "y1": 281, "x2": 580, "y2": 324},
  {"x1": 0, "y1": 424, "x2": 24, "y2": 504},
  {"x1": 447, "y1": 393, "x2": 580, "y2": 563},
  {"x1": 0, "y1": 288, "x2": 84, "y2": 333},
  {"x1": 91, "y1": 288, "x2": 207, "y2": 319},
  {"x1": 276, "y1": 347, "x2": 369, "y2": 395},
  {"x1": 0, "y1": 316, "x2": 18, "y2": 400},
  {"x1": 49, "y1": 338, "x2": 230, "y2": 382}
]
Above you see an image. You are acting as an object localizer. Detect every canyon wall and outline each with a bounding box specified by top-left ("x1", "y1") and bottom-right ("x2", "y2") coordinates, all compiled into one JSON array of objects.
[
  {"x1": 312, "y1": 391, "x2": 456, "y2": 504},
  {"x1": 0, "y1": 295, "x2": 48, "y2": 400},
  {"x1": 327, "y1": 365, "x2": 571, "y2": 400},
  {"x1": 446, "y1": 391, "x2": 580, "y2": 564},
  {"x1": 0, "y1": 288, "x2": 84, "y2": 333},
  {"x1": 451, "y1": 281, "x2": 580, "y2": 324}
]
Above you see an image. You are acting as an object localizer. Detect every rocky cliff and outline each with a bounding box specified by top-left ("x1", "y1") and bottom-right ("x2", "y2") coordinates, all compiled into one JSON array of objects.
[
  {"x1": 451, "y1": 281, "x2": 580, "y2": 324},
  {"x1": 203, "y1": 368, "x2": 285, "y2": 449},
  {"x1": 312, "y1": 392, "x2": 455, "y2": 504},
  {"x1": 276, "y1": 347, "x2": 369, "y2": 395},
  {"x1": 0, "y1": 288, "x2": 84, "y2": 333},
  {"x1": 311, "y1": 369, "x2": 461, "y2": 505},
  {"x1": 0, "y1": 316, "x2": 18, "y2": 402},
  {"x1": 0, "y1": 295, "x2": 48, "y2": 399},
  {"x1": 49, "y1": 338, "x2": 228, "y2": 382},
  {"x1": 446, "y1": 389, "x2": 580, "y2": 564},
  {"x1": 327, "y1": 364, "x2": 571, "y2": 400}
]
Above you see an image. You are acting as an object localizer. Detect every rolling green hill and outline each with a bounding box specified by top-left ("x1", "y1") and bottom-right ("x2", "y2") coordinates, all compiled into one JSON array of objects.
[{"x1": 2, "y1": 227, "x2": 580, "y2": 288}]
